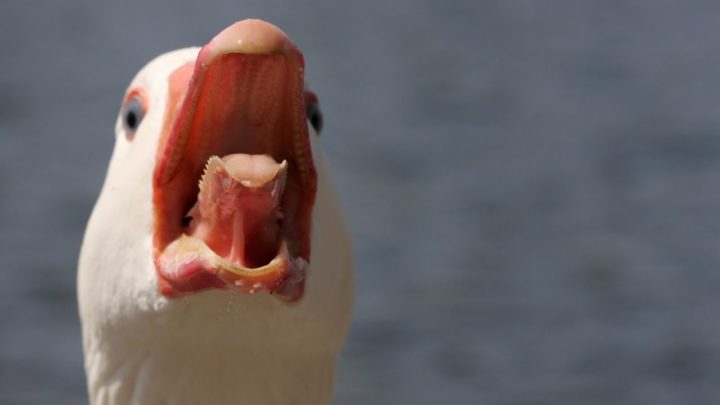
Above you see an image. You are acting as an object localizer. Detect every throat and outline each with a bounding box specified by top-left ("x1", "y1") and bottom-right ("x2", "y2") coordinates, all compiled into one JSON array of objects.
[{"x1": 84, "y1": 322, "x2": 337, "y2": 405}]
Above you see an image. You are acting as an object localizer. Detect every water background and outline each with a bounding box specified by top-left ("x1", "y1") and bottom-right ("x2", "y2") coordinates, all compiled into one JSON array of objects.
[{"x1": 2, "y1": 1, "x2": 720, "y2": 403}]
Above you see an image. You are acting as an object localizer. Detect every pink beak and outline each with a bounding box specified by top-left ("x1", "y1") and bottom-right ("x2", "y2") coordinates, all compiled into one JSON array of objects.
[{"x1": 152, "y1": 20, "x2": 317, "y2": 301}]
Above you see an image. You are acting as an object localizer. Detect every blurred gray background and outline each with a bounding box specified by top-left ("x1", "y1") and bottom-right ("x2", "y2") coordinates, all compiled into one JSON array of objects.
[{"x1": 2, "y1": 1, "x2": 720, "y2": 404}]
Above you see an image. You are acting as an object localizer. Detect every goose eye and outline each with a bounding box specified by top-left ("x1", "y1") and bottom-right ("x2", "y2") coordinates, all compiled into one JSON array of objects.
[
  {"x1": 122, "y1": 95, "x2": 146, "y2": 138},
  {"x1": 304, "y1": 91, "x2": 323, "y2": 135}
]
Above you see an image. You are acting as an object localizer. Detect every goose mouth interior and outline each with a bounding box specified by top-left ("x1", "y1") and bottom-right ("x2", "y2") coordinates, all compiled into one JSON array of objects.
[{"x1": 151, "y1": 21, "x2": 316, "y2": 301}]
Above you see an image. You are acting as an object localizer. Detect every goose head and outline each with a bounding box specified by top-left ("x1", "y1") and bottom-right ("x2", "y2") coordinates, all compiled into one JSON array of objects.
[{"x1": 78, "y1": 20, "x2": 353, "y2": 404}]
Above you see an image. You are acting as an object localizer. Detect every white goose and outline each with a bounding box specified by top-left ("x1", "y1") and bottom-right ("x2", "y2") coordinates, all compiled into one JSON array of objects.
[{"x1": 78, "y1": 19, "x2": 354, "y2": 405}]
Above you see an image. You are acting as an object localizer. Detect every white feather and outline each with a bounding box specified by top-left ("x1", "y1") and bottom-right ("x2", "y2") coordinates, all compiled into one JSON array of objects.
[{"x1": 78, "y1": 48, "x2": 354, "y2": 405}]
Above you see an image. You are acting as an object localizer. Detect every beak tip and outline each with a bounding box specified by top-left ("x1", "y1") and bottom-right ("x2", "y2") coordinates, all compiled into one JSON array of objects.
[{"x1": 203, "y1": 19, "x2": 294, "y2": 62}]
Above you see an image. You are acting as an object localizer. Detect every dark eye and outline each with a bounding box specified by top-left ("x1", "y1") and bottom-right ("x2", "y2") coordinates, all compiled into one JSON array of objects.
[
  {"x1": 304, "y1": 92, "x2": 323, "y2": 135},
  {"x1": 122, "y1": 96, "x2": 145, "y2": 136}
]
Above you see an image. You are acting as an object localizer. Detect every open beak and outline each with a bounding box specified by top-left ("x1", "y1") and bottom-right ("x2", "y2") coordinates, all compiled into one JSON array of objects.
[{"x1": 152, "y1": 20, "x2": 316, "y2": 302}]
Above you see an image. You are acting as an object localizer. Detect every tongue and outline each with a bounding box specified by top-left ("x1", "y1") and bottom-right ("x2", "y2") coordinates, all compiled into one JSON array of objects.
[{"x1": 186, "y1": 154, "x2": 287, "y2": 268}]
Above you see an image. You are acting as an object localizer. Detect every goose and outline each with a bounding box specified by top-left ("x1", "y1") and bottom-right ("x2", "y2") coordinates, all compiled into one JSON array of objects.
[{"x1": 78, "y1": 19, "x2": 354, "y2": 404}]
